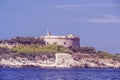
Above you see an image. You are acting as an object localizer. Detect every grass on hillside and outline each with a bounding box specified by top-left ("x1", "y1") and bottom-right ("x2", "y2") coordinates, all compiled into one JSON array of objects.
[
  {"x1": 96, "y1": 51, "x2": 120, "y2": 61},
  {"x1": 12, "y1": 44, "x2": 71, "y2": 54}
]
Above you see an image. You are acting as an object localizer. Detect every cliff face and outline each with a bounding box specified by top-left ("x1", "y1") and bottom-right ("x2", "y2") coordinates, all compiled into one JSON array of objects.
[{"x1": 0, "y1": 53, "x2": 120, "y2": 68}]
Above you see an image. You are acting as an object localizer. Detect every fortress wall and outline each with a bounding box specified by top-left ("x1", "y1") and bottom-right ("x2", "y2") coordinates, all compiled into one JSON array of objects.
[
  {"x1": 44, "y1": 38, "x2": 80, "y2": 49},
  {"x1": 72, "y1": 38, "x2": 80, "y2": 49}
]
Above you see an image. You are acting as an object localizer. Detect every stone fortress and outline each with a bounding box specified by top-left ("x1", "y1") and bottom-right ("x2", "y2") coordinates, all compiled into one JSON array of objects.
[
  {"x1": 41, "y1": 32, "x2": 80, "y2": 49},
  {"x1": 0, "y1": 32, "x2": 80, "y2": 49}
]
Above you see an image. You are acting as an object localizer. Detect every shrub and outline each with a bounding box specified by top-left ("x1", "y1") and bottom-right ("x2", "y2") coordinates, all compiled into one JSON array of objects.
[
  {"x1": 0, "y1": 37, "x2": 45, "y2": 46},
  {"x1": 96, "y1": 51, "x2": 112, "y2": 59},
  {"x1": 96, "y1": 51, "x2": 120, "y2": 61},
  {"x1": 74, "y1": 47, "x2": 96, "y2": 53}
]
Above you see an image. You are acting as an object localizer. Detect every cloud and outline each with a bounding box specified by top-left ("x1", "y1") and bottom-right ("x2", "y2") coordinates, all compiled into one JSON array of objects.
[
  {"x1": 101, "y1": 14, "x2": 117, "y2": 18},
  {"x1": 56, "y1": 4, "x2": 120, "y2": 8},
  {"x1": 83, "y1": 18, "x2": 120, "y2": 23}
]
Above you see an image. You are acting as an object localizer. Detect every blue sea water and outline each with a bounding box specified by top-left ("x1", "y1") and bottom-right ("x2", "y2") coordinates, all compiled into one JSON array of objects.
[{"x1": 0, "y1": 68, "x2": 120, "y2": 80}]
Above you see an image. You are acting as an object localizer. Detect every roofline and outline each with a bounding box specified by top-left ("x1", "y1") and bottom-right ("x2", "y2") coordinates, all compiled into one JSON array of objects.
[{"x1": 41, "y1": 37, "x2": 80, "y2": 39}]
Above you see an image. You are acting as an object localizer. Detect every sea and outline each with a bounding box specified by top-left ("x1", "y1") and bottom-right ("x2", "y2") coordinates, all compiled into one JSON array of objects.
[{"x1": 0, "y1": 68, "x2": 120, "y2": 80}]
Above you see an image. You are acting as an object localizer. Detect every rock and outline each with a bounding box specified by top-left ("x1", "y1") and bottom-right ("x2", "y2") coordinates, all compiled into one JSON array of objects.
[{"x1": 0, "y1": 53, "x2": 120, "y2": 68}]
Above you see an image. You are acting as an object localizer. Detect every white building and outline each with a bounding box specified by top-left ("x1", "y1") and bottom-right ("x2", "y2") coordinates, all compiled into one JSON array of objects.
[{"x1": 41, "y1": 32, "x2": 80, "y2": 49}]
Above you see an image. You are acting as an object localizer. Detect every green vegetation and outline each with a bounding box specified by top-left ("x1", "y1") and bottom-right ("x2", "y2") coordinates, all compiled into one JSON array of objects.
[
  {"x1": 0, "y1": 36, "x2": 120, "y2": 61},
  {"x1": 96, "y1": 51, "x2": 120, "y2": 61},
  {"x1": 96, "y1": 51, "x2": 113, "y2": 59},
  {"x1": 12, "y1": 44, "x2": 71, "y2": 54},
  {"x1": 79, "y1": 47, "x2": 96, "y2": 53},
  {"x1": 0, "y1": 37, "x2": 45, "y2": 45},
  {"x1": 70, "y1": 46, "x2": 120, "y2": 61},
  {"x1": 0, "y1": 46, "x2": 55, "y2": 60},
  {"x1": 0, "y1": 44, "x2": 71, "y2": 60},
  {"x1": 69, "y1": 47, "x2": 96, "y2": 53}
]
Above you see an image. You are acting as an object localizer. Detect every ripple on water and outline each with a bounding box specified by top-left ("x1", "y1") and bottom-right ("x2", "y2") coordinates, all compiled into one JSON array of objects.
[{"x1": 0, "y1": 68, "x2": 120, "y2": 80}]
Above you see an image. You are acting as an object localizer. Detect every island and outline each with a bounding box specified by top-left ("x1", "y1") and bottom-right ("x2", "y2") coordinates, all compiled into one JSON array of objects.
[{"x1": 0, "y1": 33, "x2": 120, "y2": 68}]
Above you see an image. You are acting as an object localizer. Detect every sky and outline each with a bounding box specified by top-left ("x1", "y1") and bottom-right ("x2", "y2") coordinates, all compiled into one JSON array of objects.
[{"x1": 0, "y1": 0, "x2": 120, "y2": 53}]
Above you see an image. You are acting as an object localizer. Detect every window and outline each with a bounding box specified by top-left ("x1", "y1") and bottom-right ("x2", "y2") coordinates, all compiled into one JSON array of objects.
[
  {"x1": 46, "y1": 42, "x2": 49, "y2": 45},
  {"x1": 53, "y1": 42, "x2": 57, "y2": 44},
  {"x1": 64, "y1": 42, "x2": 66, "y2": 45}
]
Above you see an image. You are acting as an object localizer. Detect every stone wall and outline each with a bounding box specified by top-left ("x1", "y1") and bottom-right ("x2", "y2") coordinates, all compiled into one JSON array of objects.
[{"x1": 44, "y1": 38, "x2": 80, "y2": 49}]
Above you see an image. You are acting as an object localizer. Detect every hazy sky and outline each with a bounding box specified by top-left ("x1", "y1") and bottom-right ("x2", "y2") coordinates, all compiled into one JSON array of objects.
[{"x1": 0, "y1": 0, "x2": 120, "y2": 53}]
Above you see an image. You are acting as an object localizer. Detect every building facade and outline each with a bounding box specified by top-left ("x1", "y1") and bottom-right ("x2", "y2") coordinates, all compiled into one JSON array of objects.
[{"x1": 41, "y1": 32, "x2": 80, "y2": 49}]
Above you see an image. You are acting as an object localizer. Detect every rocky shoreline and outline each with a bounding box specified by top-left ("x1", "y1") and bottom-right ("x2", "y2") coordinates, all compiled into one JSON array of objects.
[{"x1": 0, "y1": 53, "x2": 120, "y2": 68}]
